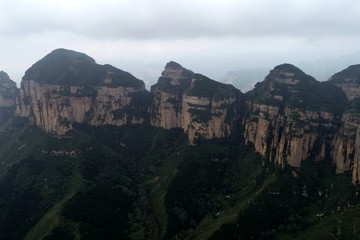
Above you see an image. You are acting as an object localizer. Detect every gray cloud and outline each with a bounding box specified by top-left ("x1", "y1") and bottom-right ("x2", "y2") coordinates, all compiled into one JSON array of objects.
[
  {"x1": 2, "y1": 0, "x2": 360, "y2": 39},
  {"x1": 0, "y1": 0, "x2": 360, "y2": 86}
]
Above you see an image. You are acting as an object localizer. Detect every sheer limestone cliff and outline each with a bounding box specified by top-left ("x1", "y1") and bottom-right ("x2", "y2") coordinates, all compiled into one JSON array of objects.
[
  {"x1": 244, "y1": 64, "x2": 360, "y2": 184},
  {"x1": 15, "y1": 49, "x2": 150, "y2": 134},
  {"x1": 15, "y1": 51, "x2": 243, "y2": 143},
  {"x1": 244, "y1": 103, "x2": 339, "y2": 167},
  {"x1": 328, "y1": 65, "x2": 360, "y2": 183},
  {"x1": 331, "y1": 113, "x2": 360, "y2": 178},
  {"x1": 150, "y1": 62, "x2": 243, "y2": 143},
  {"x1": 244, "y1": 64, "x2": 346, "y2": 166}
]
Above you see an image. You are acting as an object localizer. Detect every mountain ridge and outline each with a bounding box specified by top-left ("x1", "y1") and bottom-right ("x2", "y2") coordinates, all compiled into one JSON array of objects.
[{"x1": 3, "y1": 48, "x2": 360, "y2": 182}]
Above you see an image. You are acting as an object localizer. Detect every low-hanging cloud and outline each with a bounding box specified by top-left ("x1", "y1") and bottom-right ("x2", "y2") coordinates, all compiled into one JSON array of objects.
[{"x1": 1, "y1": 0, "x2": 360, "y2": 40}]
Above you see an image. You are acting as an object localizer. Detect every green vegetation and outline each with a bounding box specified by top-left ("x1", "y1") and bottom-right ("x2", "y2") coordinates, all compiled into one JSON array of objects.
[
  {"x1": 249, "y1": 65, "x2": 349, "y2": 113},
  {"x1": 1, "y1": 61, "x2": 360, "y2": 239},
  {"x1": 112, "y1": 91, "x2": 153, "y2": 121},
  {"x1": 23, "y1": 48, "x2": 144, "y2": 88},
  {"x1": 186, "y1": 74, "x2": 240, "y2": 99},
  {"x1": 188, "y1": 108, "x2": 212, "y2": 122},
  {"x1": 329, "y1": 64, "x2": 360, "y2": 84},
  {"x1": 0, "y1": 111, "x2": 359, "y2": 239},
  {"x1": 153, "y1": 76, "x2": 192, "y2": 94}
]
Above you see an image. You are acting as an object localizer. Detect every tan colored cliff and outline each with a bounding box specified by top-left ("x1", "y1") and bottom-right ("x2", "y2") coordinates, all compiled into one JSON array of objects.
[
  {"x1": 331, "y1": 113, "x2": 360, "y2": 184},
  {"x1": 150, "y1": 62, "x2": 190, "y2": 129},
  {"x1": 244, "y1": 63, "x2": 360, "y2": 184},
  {"x1": 181, "y1": 94, "x2": 237, "y2": 143},
  {"x1": 244, "y1": 64, "x2": 346, "y2": 169},
  {"x1": 16, "y1": 80, "x2": 148, "y2": 134},
  {"x1": 244, "y1": 103, "x2": 336, "y2": 167},
  {"x1": 0, "y1": 71, "x2": 18, "y2": 107},
  {"x1": 151, "y1": 62, "x2": 241, "y2": 143}
]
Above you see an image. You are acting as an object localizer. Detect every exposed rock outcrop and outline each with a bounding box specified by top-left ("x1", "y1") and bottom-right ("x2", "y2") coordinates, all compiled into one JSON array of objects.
[
  {"x1": 244, "y1": 63, "x2": 360, "y2": 184},
  {"x1": 16, "y1": 49, "x2": 150, "y2": 134},
  {"x1": 150, "y1": 62, "x2": 243, "y2": 143},
  {"x1": 327, "y1": 65, "x2": 360, "y2": 183},
  {"x1": 15, "y1": 50, "x2": 243, "y2": 143},
  {"x1": 244, "y1": 64, "x2": 341, "y2": 164},
  {"x1": 11, "y1": 48, "x2": 360, "y2": 184},
  {"x1": 244, "y1": 103, "x2": 339, "y2": 167}
]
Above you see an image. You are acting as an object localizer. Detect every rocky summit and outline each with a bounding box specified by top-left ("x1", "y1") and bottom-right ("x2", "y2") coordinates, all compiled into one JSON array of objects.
[
  {"x1": 150, "y1": 61, "x2": 243, "y2": 143},
  {"x1": 16, "y1": 49, "x2": 243, "y2": 143},
  {"x1": 16, "y1": 49, "x2": 150, "y2": 135}
]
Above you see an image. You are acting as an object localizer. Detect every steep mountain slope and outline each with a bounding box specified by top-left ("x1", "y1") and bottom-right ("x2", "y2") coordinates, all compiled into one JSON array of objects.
[
  {"x1": 241, "y1": 63, "x2": 360, "y2": 186},
  {"x1": 1, "y1": 49, "x2": 360, "y2": 239},
  {"x1": 16, "y1": 48, "x2": 151, "y2": 135},
  {"x1": 328, "y1": 64, "x2": 360, "y2": 101},
  {"x1": 150, "y1": 61, "x2": 244, "y2": 143},
  {"x1": 328, "y1": 65, "x2": 360, "y2": 184},
  {"x1": 243, "y1": 64, "x2": 360, "y2": 184},
  {"x1": 0, "y1": 71, "x2": 18, "y2": 108}
]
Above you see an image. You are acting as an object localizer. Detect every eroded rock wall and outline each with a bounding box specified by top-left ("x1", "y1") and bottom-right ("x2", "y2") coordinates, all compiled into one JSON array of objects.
[{"x1": 16, "y1": 80, "x2": 148, "y2": 134}]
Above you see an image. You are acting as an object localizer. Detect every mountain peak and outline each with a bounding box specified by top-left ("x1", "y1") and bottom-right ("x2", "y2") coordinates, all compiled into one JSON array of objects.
[
  {"x1": 249, "y1": 63, "x2": 348, "y2": 111},
  {"x1": 0, "y1": 71, "x2": 10, "y2": 81},
  {"x1": 328, "y1": 64, "x2": 360, "y2": 84},
  {"x1": 268, "y1": 63, "x2": 317, "y2": 84},
  {"x1": 22, "y1": 49, "x2": 144, "y2": 88},
  {"x1": 49, "y1": 48, "x2": 95, "y2": 63},
  {"x1": 161, "y1": 61, "x2": 193, "y2": 79},
  {"x1": 0, "y1": 71, "x2": 18, "y2": 108},
  {"x1": 273, "y1": 63, "x2": 302, "y2": 72},
  {"x1": 165, "y1": 61, "x2": 183, "y2": 70},
  {"x1": 328, "y1": 64, "x2": 360, "y2": 101},
  {"x1": 0, "y1": 71, "x2": 17, "y2": 88}
]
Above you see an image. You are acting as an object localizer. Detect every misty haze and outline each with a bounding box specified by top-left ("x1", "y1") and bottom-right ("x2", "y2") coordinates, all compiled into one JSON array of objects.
[{"x1": 1, "y1": 1, "x2": 360, "y2": 239}]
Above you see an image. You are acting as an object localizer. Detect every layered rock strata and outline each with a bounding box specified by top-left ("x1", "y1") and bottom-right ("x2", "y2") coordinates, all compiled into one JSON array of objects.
[
  {"x1": 150, "y1": 62, "x2": 243, "y2": 143},
  {"x1": 10, "y1": 49, "x2": 360, "y2": 184},
  {"x1": 15, "y1": 49, "x2": 150, "y2": 134}
]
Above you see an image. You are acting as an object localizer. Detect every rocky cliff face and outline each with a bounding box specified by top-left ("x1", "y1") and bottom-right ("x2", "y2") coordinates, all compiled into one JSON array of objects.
[
  {"x1": 16, "y1": 49, "x2": 150, "y2": 134},
  {"x1": 150, "y1": 62, "x2": 243, "y2": 143},
  {"x1": 245, "y1": 64, "x2": 346, "y2": 167},
  {"x1": 244, "y1": 103, "x2": 339, "y2": 167},
  {"x1": 0, "y1": 71, "x2": 18, "y2": 107},
  {"x1": 327, "y1": 65, "x2": 360, "y2": 183},
  {"x1": 15, "y1": 50, "x2": 243, "y2": 143},
  {"x1": 11, "y1": 48, "x2": 360, "y2": 184},
  {"x1": 244, "y1": 64, "x2": 360, "y2": 183}
]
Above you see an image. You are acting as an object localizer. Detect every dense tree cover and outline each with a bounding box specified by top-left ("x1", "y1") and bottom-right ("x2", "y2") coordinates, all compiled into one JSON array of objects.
[
  {"x1": 0, "y1": 117, "x2": 360, "y2": 239},
  {"x1": 248, "y1": 64, "x2": 350, "y2": 114},
  {"x1": 23, "y1": 49, "x2": 144, "y2": 88}
]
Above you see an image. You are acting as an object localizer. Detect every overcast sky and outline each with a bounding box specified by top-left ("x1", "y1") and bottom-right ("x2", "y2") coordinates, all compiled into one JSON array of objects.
[{"x1": 1, "y1": 0, "x2": 360, "y2": 86}]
